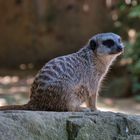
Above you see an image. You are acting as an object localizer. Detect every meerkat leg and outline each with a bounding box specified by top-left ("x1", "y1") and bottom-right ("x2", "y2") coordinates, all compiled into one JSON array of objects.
[
  {"x1": 67, "y1": 85, "x2": 94, "y2": 112},
  {"x1": 67, "y1": 93, "x2": 92, "y2": 112},
  {"x1": 67, "y1": 98, "x2": 82, "y2": 112},
  {"x1": 66, "y1": 93, "x2": 87, "y2": 112},
  {"x1": 86, "y1": 94, "x2": 97, "y2": 111}
]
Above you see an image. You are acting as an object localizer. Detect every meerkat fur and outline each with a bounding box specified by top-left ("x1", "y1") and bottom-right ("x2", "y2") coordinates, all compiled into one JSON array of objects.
[{"x1": 0, "y1": 33, "x2": 124, "y2": 111}]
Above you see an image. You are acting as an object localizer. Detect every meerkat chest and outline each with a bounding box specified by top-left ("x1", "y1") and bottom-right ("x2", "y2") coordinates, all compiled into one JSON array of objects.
[{"x1": 85, "y1": 71, "x2": 104, "y2": 94}]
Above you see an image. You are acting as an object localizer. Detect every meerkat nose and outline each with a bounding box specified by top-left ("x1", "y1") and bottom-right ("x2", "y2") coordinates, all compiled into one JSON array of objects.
[{"x1": 117, "y1": 45, "x2": 123, "y2": 52}]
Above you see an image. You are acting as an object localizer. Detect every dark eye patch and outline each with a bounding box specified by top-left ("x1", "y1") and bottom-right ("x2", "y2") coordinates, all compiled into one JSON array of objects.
[{"x1": 102, "y1": 39, "x2": 115, "y2": 48}]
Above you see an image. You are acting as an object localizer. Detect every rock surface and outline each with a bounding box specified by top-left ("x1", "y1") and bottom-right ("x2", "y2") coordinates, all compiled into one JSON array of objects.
[{"x1": 0, "y1": 111, "x2": 139, "y2": 140}]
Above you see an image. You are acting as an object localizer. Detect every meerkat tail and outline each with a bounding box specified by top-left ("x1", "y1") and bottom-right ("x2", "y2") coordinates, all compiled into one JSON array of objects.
[{"x1": 0, "y1": 104, "x2": 29, "y2": 110}]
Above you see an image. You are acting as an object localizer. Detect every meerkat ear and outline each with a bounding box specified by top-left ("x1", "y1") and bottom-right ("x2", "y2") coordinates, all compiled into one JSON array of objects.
[{"x1": 89, "y1": 39, "x2": 97, "y2": 51}]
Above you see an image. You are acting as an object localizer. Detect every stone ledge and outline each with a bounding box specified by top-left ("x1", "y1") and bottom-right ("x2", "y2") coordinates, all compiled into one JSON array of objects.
[{"x1": 0, "y1": 111, "x2": 139, "y2": 140}]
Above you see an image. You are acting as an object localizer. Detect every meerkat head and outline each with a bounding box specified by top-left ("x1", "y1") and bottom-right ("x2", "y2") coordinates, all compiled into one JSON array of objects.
[{"x1": 89, "y1": 33, "x2": 124, "y2": 56}]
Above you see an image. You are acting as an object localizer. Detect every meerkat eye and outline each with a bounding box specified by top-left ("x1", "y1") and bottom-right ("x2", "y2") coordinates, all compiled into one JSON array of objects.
[{"x1": 102, "y1": 39, "x2": 115, "y2": 48}]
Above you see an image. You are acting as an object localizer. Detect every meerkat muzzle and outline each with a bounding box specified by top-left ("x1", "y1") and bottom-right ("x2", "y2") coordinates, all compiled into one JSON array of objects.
[
  {"x1": 109, "y1": 44, "x2": 124, "y2": 55},
  {"x1": 117, "y1": 45, "x2": 123, "y2": 52}
]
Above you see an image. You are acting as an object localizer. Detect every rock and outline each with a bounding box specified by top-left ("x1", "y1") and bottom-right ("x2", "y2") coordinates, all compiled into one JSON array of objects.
[{"x1": 0, "y1": 111, "x2": 139, "y2": 140}]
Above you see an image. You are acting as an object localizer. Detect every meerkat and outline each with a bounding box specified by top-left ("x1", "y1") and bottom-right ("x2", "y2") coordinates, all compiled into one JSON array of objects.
[{"x1": 0, "y1": 33, "x2": 124, "y2": 111}]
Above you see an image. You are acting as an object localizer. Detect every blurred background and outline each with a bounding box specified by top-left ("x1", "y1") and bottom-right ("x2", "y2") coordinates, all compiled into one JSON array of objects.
[{"x1": 0, "y1": 0, "x2": 140, "y2": 114}]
